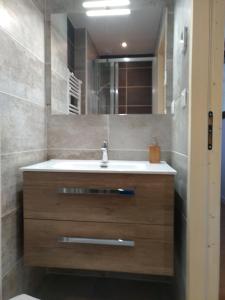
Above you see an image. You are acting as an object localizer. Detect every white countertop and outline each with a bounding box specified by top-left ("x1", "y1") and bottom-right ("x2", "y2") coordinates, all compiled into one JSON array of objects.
[{"x1": 20, "y1": 160, "x2": 177, "y2": 175}]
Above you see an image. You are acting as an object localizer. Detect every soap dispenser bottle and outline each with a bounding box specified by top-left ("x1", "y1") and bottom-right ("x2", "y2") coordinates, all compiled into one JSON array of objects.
[{"x1": 149, "y1": 137, "x2": 161, "y2": 163}]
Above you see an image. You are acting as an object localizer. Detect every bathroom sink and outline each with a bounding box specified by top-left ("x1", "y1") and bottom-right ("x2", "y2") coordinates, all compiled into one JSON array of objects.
[
  {"x1": 21, "y1": 160, "x2": 177, "y2": 175},
  {"x1": 53, "y1": 160, "x2": 144, "y2": 171}
]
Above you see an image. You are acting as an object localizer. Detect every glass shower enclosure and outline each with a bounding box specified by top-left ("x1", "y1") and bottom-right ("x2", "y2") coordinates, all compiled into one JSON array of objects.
[
  {"x1": 94, "y1": 60, "x2": 119, "y2": 114},
  {"x1": 93, "y1": 57, "x2": 153, "y2": 115}
]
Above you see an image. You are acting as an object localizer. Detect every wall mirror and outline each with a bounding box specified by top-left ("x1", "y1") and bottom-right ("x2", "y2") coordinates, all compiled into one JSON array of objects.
[{"x1": 47, "y1": 0, "x2": 173, "y2": 115}]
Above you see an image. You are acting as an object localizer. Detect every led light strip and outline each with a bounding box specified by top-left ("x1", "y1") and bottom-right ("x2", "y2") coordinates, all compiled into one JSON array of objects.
[
  {"x1": 86, "y1": 8, "x2": 131, "y2": 17},
  {"x1": 83, "y1": 0, "x2": 130, "y2": 9}
]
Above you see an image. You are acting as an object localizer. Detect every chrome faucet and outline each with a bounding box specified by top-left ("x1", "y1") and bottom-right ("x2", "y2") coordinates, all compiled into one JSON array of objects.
[{"x1": 100, "y1": 140, "x2": 108, "y2": 168}]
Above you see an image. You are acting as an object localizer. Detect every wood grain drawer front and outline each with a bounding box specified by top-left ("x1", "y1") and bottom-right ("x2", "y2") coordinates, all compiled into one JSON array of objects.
[
  {"x1": 23, "y1": 172, "x2": 174, "y2": 225},
  {"x1": 24, "y1": 219, "x2": 174, "y2": 276}
]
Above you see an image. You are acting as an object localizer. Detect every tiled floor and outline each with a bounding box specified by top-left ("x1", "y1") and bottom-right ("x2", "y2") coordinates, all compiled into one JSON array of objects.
[
  {"x1": 33, "y1": 274, "x2": 173, "y2": 300},
  {"x1": 220, "y1": 203, "x2": 225, "y2": 299}
]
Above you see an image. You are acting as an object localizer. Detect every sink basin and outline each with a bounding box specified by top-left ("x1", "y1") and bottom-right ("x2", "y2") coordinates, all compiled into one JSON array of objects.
[
  {"x1": 53, "y1": 160, "x2": 144, "y2": 171},
  {"x1": 21, "y1": 160, "x2": 177, "y2": 175}
]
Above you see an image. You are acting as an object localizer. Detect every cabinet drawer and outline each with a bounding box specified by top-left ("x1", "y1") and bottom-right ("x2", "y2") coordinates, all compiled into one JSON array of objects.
[
  {"x1": 24, "y1": 219, "x2": 174, "y2": 276},
  {"x1": 23, "y1": 172, "x2": 174, "y2": 225}
]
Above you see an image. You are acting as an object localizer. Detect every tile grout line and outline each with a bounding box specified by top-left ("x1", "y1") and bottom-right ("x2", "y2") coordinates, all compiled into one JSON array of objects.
[
  {"x1": 0, "y1": 25, "x2": 45, "y2": 64},
  {"x1": 171, "y1": 150, "x2": 188, "y2": 158},
  {"x1": 0, "y1": 90, "x2": 45, "y2": 110},
  {"x1": 1, "y1": 257, "x2": 24, "y2": 280},
  {"x1": 30, "y1": 0, "x2": 45, "y2": 15},
  {"x1": 52, "y1": 68, "x2": 68, "y2": 82},
  {"x1": 1, "y1": 207, "x2": 20, "y2": 219},
  {"x1": 1, "y1": 149, "x2": 48, "y2": 157}
]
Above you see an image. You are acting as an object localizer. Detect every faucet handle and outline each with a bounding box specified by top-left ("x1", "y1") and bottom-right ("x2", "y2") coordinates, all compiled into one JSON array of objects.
[{"x1": 102, "y1": 140, "x2": 108, "y2": 148}]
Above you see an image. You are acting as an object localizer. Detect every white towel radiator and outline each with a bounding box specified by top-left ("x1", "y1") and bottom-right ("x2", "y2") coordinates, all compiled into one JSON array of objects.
[{"x1": 67, "y1": 71, "x2": 82, "y2": 115}]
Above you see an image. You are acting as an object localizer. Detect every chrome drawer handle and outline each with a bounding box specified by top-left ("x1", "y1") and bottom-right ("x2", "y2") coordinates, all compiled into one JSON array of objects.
[
  {"x1": 58, "y1": 237, "x2": 135, "y2": 247},
  {"x1": 58, "y1": 187, "x2": 135, "y2": 196}
]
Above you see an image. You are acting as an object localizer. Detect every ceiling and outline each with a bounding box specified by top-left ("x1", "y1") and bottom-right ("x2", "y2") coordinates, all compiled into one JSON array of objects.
[{"x1": 49, "y1": 0, "x2": 167, "y2": 56}]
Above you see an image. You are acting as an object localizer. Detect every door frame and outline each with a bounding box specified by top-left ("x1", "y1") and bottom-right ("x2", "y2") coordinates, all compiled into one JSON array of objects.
[{"x1": 187, "y1": 0, "x2": 225, "y2": 299}]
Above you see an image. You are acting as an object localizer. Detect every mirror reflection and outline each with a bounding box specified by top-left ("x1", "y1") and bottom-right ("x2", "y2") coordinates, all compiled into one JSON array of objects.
[{"x1": 48, "y1": 0, "x2": 173, "y2": 115}]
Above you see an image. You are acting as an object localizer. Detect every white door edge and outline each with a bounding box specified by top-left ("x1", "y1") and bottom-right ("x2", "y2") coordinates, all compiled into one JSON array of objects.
[{"x1": 187, "y1": 0, "x2": 225, "y2": 299}]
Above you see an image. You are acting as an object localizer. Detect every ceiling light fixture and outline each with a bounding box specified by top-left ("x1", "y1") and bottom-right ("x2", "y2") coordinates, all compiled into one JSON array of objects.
[
  {"x1": 86, "y1": 8, "x2": 131, "y2": 17},
  {"x1": 121, "y1": 42, "x2": 128, "y2": 48},
  {"x1": 83, "y1": 0, "x2": 130, "y2": 9}
]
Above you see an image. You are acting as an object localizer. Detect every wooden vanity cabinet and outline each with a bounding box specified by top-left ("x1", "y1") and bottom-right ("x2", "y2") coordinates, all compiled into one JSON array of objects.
[{"x1": 23, "y1": 171, "x2": 175, "y2": 276}]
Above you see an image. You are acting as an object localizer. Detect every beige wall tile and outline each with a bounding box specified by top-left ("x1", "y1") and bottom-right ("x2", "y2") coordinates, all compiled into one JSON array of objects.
[
  {"x1": 0, "y1": 0, "x2": 44, "y2": 61},
  {"x1": 109, "y1": 150, "x2": 171, "y2": 162},
  {"x1": 109, "y1": 115, "x2": 172, "y2": 151},
  {"x1": 1, "y1": 94, "x2": 47, "y2": 154},
  {"x1": 171, "y1": 151, "x2": 188, "y2": 216},
  {"x1": 51, "y1": 14, "x2": 68, "y2": 77},
  {"x1": 47, "y1": 114, "x2": 172, "y2": 161},
  {"x1": 48, "y1": 115, "x2": 108, "y2": 150},
  {"x1": 172, "y1": 100, "x2": 188, "y2": 155},
  {"x1": 32, "y1": 0, "x2": 45, "y2": 13},
  {"x1": 170, "y1": 0, "x2": 191, "y2": 297},
  {"x1": 0, "y1": 29, "x2": 45, "y2": 107},
  {"x1": 0, "y1": 0, "x2": 46, "y2": 295},
  {"x1": 2, "y1": 259, "x2": 45, "y2": 300},
  {"x1": 51, "y1": 72, "x2": 68, "y2": 114},
  {"x1": 2, "y1": 211, "x2": 22, "y2": 278},
  {"x1": 48, "y1": 149, "x2": 100, "y2": 160},
  {"x1": 1, "y1": 150, "x2": 47, "y2": 216}
]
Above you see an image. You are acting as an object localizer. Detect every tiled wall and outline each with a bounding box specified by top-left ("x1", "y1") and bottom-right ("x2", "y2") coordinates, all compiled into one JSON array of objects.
[
  {"x1": 51, "y1": 13, "x2": 68, "y2": 114},
  {"x1": 0, "y1": 0, "x2": 47, "y2": 298},
  {"x1": 47, "y1": 114, "x2": 172, "y2": 162},
  {"x1": 166, "y1": 5, "x2": 174, "y2": 112},
  {"x1": 171, "y1": 0, "x2": 191, "y2": 298},
  {"x1": 87, "y1": 32, "x2": 99, "y2": 114},
  {"x1": 118, "y1": 62, "x2": 152, "y2": 114},
  {"x1": 67, "y1": 18, "x2": 75, "y2": 73}
]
